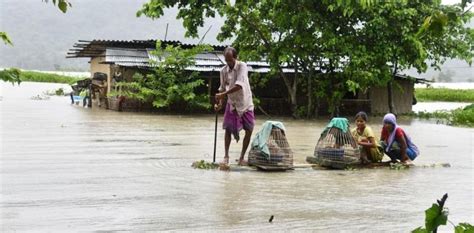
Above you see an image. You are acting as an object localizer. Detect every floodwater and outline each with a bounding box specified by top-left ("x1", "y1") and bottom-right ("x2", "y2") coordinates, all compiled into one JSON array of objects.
[
  {"x1": 412, "y1": 101, "x2": 471, "y2": 112},
  {"x1": 1, "y1": 82, "x2": 473, "y2": 232}
]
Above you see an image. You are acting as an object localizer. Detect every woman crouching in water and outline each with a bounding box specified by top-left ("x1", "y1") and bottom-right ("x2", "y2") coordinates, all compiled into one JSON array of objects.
[
  {"x1": 380, "y1": 113, "x2": 419, "y2": 165},
  {"x1": 351, "y1": 111, "x2": 384, "y2": 164}
]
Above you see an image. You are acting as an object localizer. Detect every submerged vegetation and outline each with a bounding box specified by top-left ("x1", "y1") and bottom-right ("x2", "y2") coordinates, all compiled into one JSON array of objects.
[
  {"x1": 415, "y1": 88, "x2": 474, "y2": 102},
  {"x1": 412, "y1": 104, "x2": 474, "y2": 127},
  {"x1": 191, "y1": 160, "x2": 219, "y2": 170}
]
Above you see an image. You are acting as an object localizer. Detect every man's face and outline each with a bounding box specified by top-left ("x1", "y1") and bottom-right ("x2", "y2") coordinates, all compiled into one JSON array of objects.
[{"x1": 224, "y1": 52, "x2": 236, "y2": 69}]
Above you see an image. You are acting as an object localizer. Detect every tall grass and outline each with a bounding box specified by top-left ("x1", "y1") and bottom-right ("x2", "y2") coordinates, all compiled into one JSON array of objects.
[
  {"x1": 415, "y1": 88, "x2": 474, "y2": 102},
  {"x1": 19, "y1": 71, "x2": 83, "y2": 84},
  {"x1": 452, "y1": 104, "x2": 474, "y2": 127}
]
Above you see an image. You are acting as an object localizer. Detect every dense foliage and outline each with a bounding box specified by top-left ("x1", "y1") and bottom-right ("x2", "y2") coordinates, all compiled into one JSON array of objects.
[
  {"x1": 0, "y1": 68, "x2": 21, "y2": 84},
  {"x1": 137, "y1": 0, "x2": 473, "y2": 117},
  {"x1": 112, "y1": 42, "x2": 213, "y2": 111}
]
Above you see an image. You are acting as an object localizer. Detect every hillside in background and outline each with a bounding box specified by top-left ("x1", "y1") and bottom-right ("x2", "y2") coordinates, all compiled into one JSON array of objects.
[
  {"x1": 0, "y1": 0, "x2": 226, "y2": 71},
  {"x1": 0, "y1": 0, "x2": 472, "y2": 82},
  {"x1": 404, "y1": 59, "x2": 473, "y2": 82}
]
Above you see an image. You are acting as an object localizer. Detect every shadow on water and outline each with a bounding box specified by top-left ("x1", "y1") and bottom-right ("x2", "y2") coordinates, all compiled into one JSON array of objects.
[{"x1": 1, "y1": 82, "x2": 472, "y2": 232}]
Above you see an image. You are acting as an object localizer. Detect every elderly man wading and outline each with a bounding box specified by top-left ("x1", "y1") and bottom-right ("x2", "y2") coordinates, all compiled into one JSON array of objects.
[{"x1": 214, "y1": 47, "x2": 255, "y2": 166}]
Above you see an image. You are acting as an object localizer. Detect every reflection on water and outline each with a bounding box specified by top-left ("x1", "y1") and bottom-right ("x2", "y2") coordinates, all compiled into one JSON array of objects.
[{"x1": 1, "y1": 82, "x2": 473, "y2": 232}]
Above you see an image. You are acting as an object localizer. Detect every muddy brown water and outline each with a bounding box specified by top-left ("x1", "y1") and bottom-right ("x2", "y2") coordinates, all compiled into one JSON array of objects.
[{"x1": 1, "y1": 82, "x2": 473, "y2": 232}]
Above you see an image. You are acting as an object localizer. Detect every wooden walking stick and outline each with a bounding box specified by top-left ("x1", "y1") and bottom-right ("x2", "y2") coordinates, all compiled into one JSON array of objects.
[{"x1": 213, "y1": 108, "x2": 218, "y2": 163}]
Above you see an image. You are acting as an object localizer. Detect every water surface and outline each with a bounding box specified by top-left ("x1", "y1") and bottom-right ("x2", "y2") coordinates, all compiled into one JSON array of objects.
[{"x1": 1, "y1": 82, "x2": 473, "y2": 232}]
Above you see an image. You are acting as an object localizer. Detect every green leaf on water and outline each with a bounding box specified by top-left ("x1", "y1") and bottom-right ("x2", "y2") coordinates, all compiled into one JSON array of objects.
[{"x1": 425, "y1": 203, "x2": 448, "y2": 232}]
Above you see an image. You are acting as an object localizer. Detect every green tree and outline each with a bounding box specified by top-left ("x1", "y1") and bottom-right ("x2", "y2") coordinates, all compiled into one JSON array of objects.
[
  {"x1": 147, "y1": 0, "x2": 470, "y2": 117},
  {"x1": 138, "y1": 0, "x2": 362, "y2": 117},
  {"x1": 112, "y1": 42, "x2": 212, "y2": 111},
  {"x1": 349, "y1": 1, "x2": 473, "y2": 114}
]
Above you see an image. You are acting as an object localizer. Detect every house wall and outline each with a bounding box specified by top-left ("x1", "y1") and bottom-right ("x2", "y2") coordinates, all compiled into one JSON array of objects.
[
  {"x1": 103, "y1": 65, "x2": 415, "y2": 115},
  {"x1": 90, "y1": 57, "x2": 112, "y2": 93},
  {"x1": 369, "y1": 79, "x2": 414, "y2": 114}
]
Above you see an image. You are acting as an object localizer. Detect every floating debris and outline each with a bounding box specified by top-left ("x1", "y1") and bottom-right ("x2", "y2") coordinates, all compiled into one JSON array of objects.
[
  {"x1": 192, "y1": 160, "x2": 219, "y2": 170},
  {"x1": 43, "y1": 88, "x2": 65, "y2": 96},
  {"x1": 269, "y1": 215, "x2": 274, "y2": 223},
  {"x1": 30, "y1": 94, "x2": 50, "y2": 100},
  {"x1": 389, "y1": 162, "x2": 410, "y2": 170}
]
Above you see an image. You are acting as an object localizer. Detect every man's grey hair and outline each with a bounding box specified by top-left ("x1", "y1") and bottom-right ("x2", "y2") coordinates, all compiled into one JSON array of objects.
[{"x1": 224, "y1": 47, "x2": 238, "y2": 58}]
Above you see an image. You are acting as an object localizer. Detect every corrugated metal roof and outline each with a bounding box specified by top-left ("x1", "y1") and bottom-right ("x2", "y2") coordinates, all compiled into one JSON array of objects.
[
  {"x1": 114, "y1": 62, "x2": 150, "y2": 68},
  {"x1": 68, "y1": 39, "x2": 297, "y2": 73},
  {"x1": 106, "y1": 48, "x2": 148, "y2": 57},
  {"x1": 106, "y1": 56, "x2": 150, "y2": 64},
  {"x1": 67, "y1": 39, "x2": 227, "y2": 58},
  {"x1": 105, "y1": 48, "x2": 149, "y2": 64},
  {"x1": 194, "y1": 60, "x2": 223, "y2": 66},
  {"x1": 195, "y1": 53, "x2": 221, "y2": 61},
  {"x1": 106, "y1": 47, "x2": 297, "y2": 73},
  {"x1": 249, "y1": 67, "x2": 295, "y2": 73}
]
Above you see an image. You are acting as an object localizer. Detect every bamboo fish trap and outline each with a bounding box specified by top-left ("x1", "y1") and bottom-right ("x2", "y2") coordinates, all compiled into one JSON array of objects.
[
  {"x1": 313, "y1": 118, "x2": 360, "y2": 169},
  {"x1": 248, "y1": 122, "x2": 293, "y2": 169}
]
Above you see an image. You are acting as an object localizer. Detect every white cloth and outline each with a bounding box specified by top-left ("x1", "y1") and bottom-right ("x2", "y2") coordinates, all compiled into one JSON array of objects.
[{"x1": 219, "y1": 61, "x2": 254, "y2": 116}]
